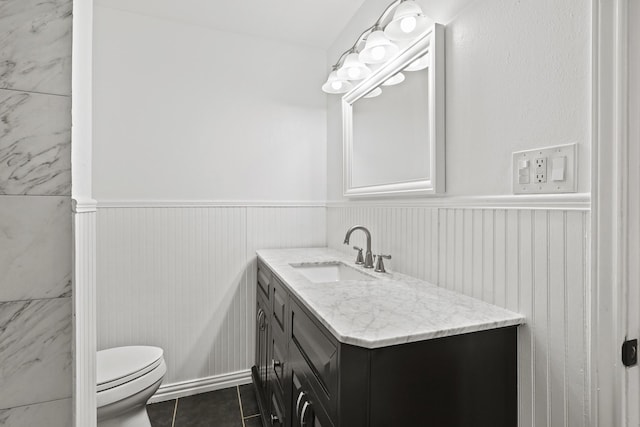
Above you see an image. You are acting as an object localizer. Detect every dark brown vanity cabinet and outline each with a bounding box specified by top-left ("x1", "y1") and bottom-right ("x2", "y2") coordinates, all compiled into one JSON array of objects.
[{"x1": 252, "y1": 261, "x2": 518, "y2": 427}]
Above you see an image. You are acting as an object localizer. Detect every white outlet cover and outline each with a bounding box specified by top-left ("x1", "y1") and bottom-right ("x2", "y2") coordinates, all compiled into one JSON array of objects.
[{"x1": 512, "y1": 143, "x2": 577, "y2": 194}]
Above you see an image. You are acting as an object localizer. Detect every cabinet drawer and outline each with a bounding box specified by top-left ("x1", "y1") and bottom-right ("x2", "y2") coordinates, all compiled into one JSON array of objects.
[
  {"x1": 257, "y1": 263, "x2": 270, "y2": 300},
  {"x1": 290, "y1": 300, "x2": 337, "y2": 402},
  {"x1": 272, "y1": 277, "x2": 287, "y2": 334}
]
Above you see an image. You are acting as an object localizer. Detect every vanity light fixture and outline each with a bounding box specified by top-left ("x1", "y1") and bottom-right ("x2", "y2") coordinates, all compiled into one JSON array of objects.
[
  {"x1": 322, "y1": 0, "x2": 432, "y2": 94},
  {"x1": 322, "y1": 70, "x2": 354, "y2": 94}
]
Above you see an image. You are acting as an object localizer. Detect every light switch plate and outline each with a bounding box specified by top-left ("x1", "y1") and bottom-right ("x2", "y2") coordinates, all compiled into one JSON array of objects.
[{"x1": 512, "y1": 143, "x2": 577, "y2": 194}]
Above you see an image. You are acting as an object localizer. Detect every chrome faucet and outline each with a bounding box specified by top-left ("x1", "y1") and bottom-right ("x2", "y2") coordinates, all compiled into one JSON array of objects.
[{"x1": 343, "y1": 225, "x2": 374, "y2": 268}]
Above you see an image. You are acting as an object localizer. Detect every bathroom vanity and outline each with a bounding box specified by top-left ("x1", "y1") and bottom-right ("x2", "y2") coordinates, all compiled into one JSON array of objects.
[{"x1": 252, "y1": 248, "x2": 524, "y2": 427}]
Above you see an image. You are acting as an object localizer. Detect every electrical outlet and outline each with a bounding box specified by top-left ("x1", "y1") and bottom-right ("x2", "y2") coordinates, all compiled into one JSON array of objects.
[
  {"x1": 534, "y1": 158, "x2": 547, "y2": 183},
  {"x1": 513, "y1": 143, "x2": 577, "y2": 194}
]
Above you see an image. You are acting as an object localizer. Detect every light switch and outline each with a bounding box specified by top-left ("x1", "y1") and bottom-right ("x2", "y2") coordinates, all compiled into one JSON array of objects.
[
  {"x1": 518, "y1": 174, "x2": 530, "y2": 184},
  {"x1": 551, "y1": 156, "x2": 566, "y2": 181},
  {"x1": 517, "y1": 159, "x2": 530, "y2": 184}
]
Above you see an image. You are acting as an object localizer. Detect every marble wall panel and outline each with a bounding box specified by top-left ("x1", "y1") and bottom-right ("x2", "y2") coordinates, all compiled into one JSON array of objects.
[
  {"x1": 0, "y1": 0, "x2": 73, "y2": 422},
  {"x1": 0, "y1": 89, "x2": 71, "y2": 195},
  {"x1": 0, "y1": 298, "x2": 72, "y2": 409},
  {"x1": 0, "y1": 0, "x2": 72, "y2": 95},
  {"x1": 0, "y1": 196, "x2": 71, "y2": 302},
  {"x1": 0, "y1": 398, "x2": 71, "y2": 427}
]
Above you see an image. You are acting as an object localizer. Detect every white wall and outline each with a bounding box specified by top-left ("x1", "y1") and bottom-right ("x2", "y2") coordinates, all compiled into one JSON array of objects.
[
  {"x1": 93, "y1": 5, "x2": 327, "y2": 201},
  {"x1": 625, "y1": 0, "x2": 640, "y2": 423},
  {"x1": 71, "y1": 0, "x2": 93, "y2": 201},
  {"x1": 92, "y1": 5, "x2": 329, "y2": 396},
  {"x1": 327, "y1": 0, "x2": 591, "y2": 199}
]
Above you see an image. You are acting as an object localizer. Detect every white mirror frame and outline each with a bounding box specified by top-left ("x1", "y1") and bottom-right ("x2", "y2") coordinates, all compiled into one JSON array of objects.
[{"x1": 343, "y1": 23, "x2": 445, "y2": 198}]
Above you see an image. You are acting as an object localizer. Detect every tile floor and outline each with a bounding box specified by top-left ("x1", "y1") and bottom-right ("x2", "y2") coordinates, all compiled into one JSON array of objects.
[{"x1": 147, "y1": 384, "x2": 263, "y2": 427}]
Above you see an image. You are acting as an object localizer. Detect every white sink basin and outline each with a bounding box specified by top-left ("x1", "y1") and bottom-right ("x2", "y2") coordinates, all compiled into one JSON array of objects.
[{"x1": 290, "y1": 262, "x2": 375, "y2": 283}]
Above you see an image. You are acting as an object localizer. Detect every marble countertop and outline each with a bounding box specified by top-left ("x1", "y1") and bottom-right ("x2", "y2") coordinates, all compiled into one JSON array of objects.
[{"x1": 257, "y1": 248, "x2": 525, "y2": 349}]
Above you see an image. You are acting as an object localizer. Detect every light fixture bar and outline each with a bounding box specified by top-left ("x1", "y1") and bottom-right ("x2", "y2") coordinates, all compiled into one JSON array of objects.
[{"x1": 329, "y1": 0, "x2": 403, "y2": 71}]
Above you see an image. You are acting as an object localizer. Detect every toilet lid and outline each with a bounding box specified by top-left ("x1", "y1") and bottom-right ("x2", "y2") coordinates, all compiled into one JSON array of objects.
[{"x1": 97, "y1": 346, "x2": 164, "y2": 392}]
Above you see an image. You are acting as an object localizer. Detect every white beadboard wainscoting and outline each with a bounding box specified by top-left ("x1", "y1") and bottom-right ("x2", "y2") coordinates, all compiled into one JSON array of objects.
[
  {"x1": 96, "y1": 197, "x2": 591, "y2": 425},
  {"x1": 72, "y1": 203, "x2": 97, "y2": 427},
  {"x1": 95, "y1": 203, "x2": 326, "y2": 400},
  {"x1": 327, "y1": 201, "x2": 590, "y2": 427}
]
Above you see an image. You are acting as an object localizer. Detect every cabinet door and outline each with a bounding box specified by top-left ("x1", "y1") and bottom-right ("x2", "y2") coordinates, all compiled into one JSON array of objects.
[
  {"x1": 270, "y1": 325, "x2": 287, "y2": 396},
  {"x1": 290, "y1": 300, "x2": 337, "y2": 417},
  {"x1": 290, "y1": 344, "x2": 334, "y2": 427},
  {"x1": 292, "y1": 372, "x2": 326, "y2": 427},
  {"x1": 271, "y1": 276, "x2": 288, "y2": 335},
  {"x1": 255, "y1": 296, "x2": 270, "y2": 394}
]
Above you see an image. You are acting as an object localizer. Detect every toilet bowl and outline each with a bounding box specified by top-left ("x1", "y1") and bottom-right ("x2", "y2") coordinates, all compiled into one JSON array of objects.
[{"x1": 97, "y1": 346, "x2": 166, "y2": 427}]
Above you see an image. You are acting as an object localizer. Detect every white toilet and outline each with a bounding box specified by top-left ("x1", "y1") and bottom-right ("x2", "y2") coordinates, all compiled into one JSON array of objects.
[{"x1": 97, "y1": 346, "x2": 167, "y2": 427}]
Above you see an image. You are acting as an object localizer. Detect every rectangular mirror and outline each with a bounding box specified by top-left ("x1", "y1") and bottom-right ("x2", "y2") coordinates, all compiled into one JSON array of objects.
[{"x1": 343, "y1": 24, "x2": 445, "y2": 197}]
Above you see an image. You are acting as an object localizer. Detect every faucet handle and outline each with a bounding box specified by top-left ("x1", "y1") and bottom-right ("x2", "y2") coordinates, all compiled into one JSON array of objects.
[
  {"x1": 353, "y1": 246, "x2": 365, "y2": 265},
  {"x1": 374, "y1": 254, "x2": 392, "y2": 273}
]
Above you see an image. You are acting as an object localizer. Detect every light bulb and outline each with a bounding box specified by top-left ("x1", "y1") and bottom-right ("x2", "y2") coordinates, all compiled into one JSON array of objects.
[
  {"x1": 400, "y1": 16, "x2": 417, "y2": 33},
  {"x1": 322, "y1": 71, "x2": 353, "y2": 94},
  {"x1": 371, "y1": 46, "x2": 386, "y2": 61},
  {"x1": 338, "y1": 53, "x2": 371, "y2": 80}
]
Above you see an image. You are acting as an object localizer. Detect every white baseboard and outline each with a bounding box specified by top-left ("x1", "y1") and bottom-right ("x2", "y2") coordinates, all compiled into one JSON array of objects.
[{"x1": 148, "y1": 370, "x2": 252, "y2": 404}]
